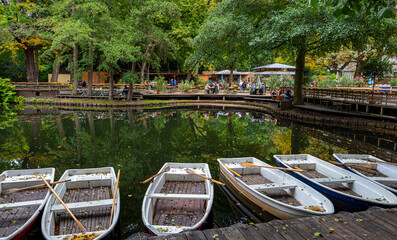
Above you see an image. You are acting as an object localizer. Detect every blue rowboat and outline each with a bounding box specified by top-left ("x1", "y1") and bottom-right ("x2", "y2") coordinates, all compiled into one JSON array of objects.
[
  {"x1": 274, "y1": 154, "x2": 397, "y2": 211},
  {"x1": 334, "y1": 154, "x2": 397, "y2": 195}
]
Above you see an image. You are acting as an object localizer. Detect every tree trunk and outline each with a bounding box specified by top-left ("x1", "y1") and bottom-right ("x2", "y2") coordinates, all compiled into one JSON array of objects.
[
  {"x1": 108, "y1": 66, "x2": 114, "y2": 101},
  {"x1": 97, "y1": 56, "x2": 101, "y2": 84},
  {"x1": 73, "y1": 112, "x2": 82, "y2": 163},
  {"x1": 354, "y1": 52, "x2": 364, "y2": 78},
  {"x1": 141, "y1": 61, "x2": 147, "y2": 82},
  {"x1": 146, "y1": 62, "x2": 150, "y2": 81},
  {"x1": 51, "y1": 52, "x2": 61, "y2": 82},
  {"x1": 88, "y1": 111, "x2": 96, "y2": 166},
  {"x1": 294, "y1": 44, "x2": 306, "y2": 105},
  {"x1": 72, "y1": 43, "x2": 79, "y2": 95},
  {"x1": 229, "y1": 65, "x2": 235, "y2": 83},
  {"x1": 24, "y1": 47, "x2": 39, "y2": 83},
  {"x1": 128, "y1": 62, "x2": 136, "y2": 101},
  {"x1": 56, "y1": 119, "x2": 65, "y2": 139},
  {"x1": 87, "y1": 40, "x2": 94, "y2": 96}
]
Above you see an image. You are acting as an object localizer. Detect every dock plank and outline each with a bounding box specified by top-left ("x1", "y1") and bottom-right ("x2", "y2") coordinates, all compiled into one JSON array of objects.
[
  {"x1": 267, "y1": 220, "x2": 305, "y2": 240},
  {"x1": 150, "y1": 208, "x2": 397, "y2": 240},
  {"x1": 254, "y1": 223, "x2": 286, "y2": 240},
  {"x1": 202, "y1": 228, "x2": 227, "y2": 240},
  {"x1": 282, "y1": 218, "x2": 322, "y2": 239},
  {"x1": 303, "y1": 216, "x2": 349, "y2": 240},
  {"x1": 184, "y1": 230, "x2": 208, "y2": 240},
  {"x1": 219, "y1": 224, "x2": 246, "y2": 240},
  {"x1": 354, "y1": 211, "x2": 397, "y2": 236},
  {"x1": 237, "y1": 224, "x2": 266, "y2": 240}
]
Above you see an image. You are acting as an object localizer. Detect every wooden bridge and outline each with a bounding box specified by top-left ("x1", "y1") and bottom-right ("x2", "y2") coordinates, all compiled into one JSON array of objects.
[{"x1": 148, "y1": 207, "x2": 397, "y2": 240}]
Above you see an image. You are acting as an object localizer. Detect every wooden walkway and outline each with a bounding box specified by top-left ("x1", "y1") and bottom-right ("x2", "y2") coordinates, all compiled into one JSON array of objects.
[{"x1": 149, "y1": 207, "x2": 397, "y2": 240}]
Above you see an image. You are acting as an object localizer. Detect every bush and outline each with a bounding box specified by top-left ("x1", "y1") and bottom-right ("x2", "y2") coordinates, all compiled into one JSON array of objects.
[
  {"x1": 390, "y1": 78, "x2": 397, "y2": 86},
  {"x1": 179, "y1": 80, "x2": 195, "y2": 91},
  {"x1": 0, "y1": 77, "x2": 24, "y2": 110},
  {"x1": 153, "y1": 76, "x2": 167, "y2": 91}
]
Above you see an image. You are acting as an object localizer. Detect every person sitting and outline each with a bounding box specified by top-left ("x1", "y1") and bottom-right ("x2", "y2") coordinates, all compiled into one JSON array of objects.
[
  {"x1": 204, "y1": 83, "x2": 210, "y2": 94},
  {"x1": 259, "y1": 83, "x2": 266, "y2": 95},
  {"x1": 252, "y1": 84, "x2": 257, "y2": 95},
  {"x1": 82, "y1": 80, "x2": 87, "y2": 88},
  {"x1": 122, "y1": 85, "x2": 129, "y2": 96},
  {"x1": 284, "y1": 89, "x2": 293, "y2": 101}
]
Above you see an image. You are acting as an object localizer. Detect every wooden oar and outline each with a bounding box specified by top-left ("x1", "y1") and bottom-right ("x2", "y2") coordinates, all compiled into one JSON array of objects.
[
  {"x1": 186, "y1": 169, "x2": 225, "y2": 186},
  {"x1": 109, "y1": 170, "x2": 120, "y2": 226},
  {"x1": 363, "y1": 158, "x2": 397, "y2": 166},
  {"x1": 240, "y1": 163, "x2": 304, "y2": 172},
  {"x1": 220, "y1": 162, "x2": 241, "y2": 178},
  {"x1": 330, "y1": 161, "x2": 375, "y2": 170},
  {"x1": 141, "y1": 166, "x2": 170, "y2": 184},
  {"x1": 39, "y1": 175, "x2": 87, "y2": 233},
  {"x1": 2, "y1": 179, "x2": 71, "y2": 195}
]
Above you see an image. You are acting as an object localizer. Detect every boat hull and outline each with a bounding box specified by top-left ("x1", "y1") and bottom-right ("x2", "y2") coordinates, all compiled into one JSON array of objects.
[
  {"x1": 219, "y1": 172, "x2": 277, "y2": 222},
  {"x1": 276, "y1": 159, "x2": 395, "y2": 211},
  {"x1": 219, "y1": 167, "x2": 326, "y2": 220}
]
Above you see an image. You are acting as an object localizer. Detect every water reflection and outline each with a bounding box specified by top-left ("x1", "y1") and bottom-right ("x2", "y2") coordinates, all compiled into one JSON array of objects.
[{"x1": 0, "y1": 106, "x2": 395, "y2": 238}]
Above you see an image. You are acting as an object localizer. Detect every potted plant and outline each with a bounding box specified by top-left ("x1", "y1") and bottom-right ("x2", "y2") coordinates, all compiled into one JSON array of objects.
[{"x1": 154, "y1": 76, "x2": 166, "y2": 94}]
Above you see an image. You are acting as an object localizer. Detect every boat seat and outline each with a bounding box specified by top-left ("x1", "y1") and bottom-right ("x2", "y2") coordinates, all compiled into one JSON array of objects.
[
  {"x1": 149, "y1": 193, "x2": 211, "y2": 200},
  {"x1": 371, "y1": 177, "x2": 397, "y2": 183},
  {"x1": 0, "y1": 200, "x2": 43, "y2": 210},
  {"x1": 68, "y1": 175, "x2": 112, "y2": 182},
  {"x1": 250, "y1": 183, "x2": 297, "y2": 191},
  {"x1": 313, "y1": 178, "x2": 355, "y2": 184},
  {"x1": 0, "y1": 178, "x2": 52, "y2": 187},
  {"x1": 51, "y1": 199, "x2": 113, "y2": 213}
]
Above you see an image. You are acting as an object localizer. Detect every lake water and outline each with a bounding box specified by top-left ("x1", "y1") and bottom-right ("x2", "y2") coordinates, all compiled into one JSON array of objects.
[{"x1": 0, "y1": 105, "x2": 395, "y2": 238}]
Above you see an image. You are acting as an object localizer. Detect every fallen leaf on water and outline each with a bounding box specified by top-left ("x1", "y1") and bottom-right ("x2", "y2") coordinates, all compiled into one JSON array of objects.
[{"x1": 329, "y1": 227, "x2": 335, "y2": 232}]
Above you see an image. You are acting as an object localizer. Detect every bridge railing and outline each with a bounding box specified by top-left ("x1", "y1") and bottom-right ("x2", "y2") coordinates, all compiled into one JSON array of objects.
[{"x1": 304, "y1": 87, "x2": 397, "y2": 106}]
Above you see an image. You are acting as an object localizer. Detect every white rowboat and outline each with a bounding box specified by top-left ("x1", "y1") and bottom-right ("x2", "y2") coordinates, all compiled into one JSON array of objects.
[
  {"x1": 0, "y1": 168, "x2": 55, "y2": 240},
  {"x1": 218, "y1": 157, "x2": 334, "y2": 220},
  {"x1": 334, "y1": 154, "x2": 397, "y2": 195},
  {"x1": 142, "y1": 163, "x2": 214, "y2": 236},
  {"x1": 275, "y1": 154, "x2": 397, "y2": 211},
  {"x1": 41, "y1": 167, "x2": 120, "y2": 240}
]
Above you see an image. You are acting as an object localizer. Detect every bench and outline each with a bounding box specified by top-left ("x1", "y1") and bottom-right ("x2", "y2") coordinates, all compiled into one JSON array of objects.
[
  {"x1": 149, "y1": 193, "x2": 211, "y2": 200},
  {"x1": 51, "y1": 199, "x2": 113, "y2": 213},
  {"x1": 313, "y1": 178, "x2": 355, "y2": 184},
  {"x1": 250, "y1": 183, "x2": 297, "y2": 191}
]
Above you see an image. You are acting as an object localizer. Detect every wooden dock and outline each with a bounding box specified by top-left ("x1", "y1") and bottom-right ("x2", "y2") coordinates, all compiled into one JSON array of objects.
[{"x1": 148, "y1": 207, "x2": 397, "y2": 240}]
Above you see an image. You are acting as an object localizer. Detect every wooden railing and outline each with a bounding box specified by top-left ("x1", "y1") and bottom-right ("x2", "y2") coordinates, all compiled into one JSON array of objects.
[{"x1": 304, "y1": 87, "x2": 397, "y2": 106}]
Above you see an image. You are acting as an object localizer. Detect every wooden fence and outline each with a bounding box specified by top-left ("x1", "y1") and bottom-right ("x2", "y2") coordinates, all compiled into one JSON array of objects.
[{"x1": 304, "y1": 87, "x2": 397, "y2": 106}]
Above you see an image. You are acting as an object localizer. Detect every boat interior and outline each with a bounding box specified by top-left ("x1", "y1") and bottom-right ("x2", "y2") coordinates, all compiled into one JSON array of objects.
[
  {"x1": 221, "y1": 158, "x2": 327, "y2": 211},
  {"x1": 146, "y1": 167, "x2": 211, "y2": 232},
  {"x1": 0, "y1": 169, "x2": 53, "y2": 238},
  {"x1": 47, "y1": 169, "x2": 115, "y2": 237},
  {"x1": 337, "y1": 156, "x2": 397, "y2": 190},
  {"x1": 276, "y1": 155, "x2": 390, "y2": 202}
]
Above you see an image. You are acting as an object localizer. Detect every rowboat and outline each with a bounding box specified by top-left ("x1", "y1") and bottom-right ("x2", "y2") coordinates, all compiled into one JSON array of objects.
[
  {"x1": 41, "y1": 167, "x2": 120, "y2": 240},
  {"x1": 142, "y1": 163, "x2": 214, "y2": 236},
  {"x1": 0, "y1": 168, "x2": 55, "y2": 240},
  {"x1": 334, "y1": 154, "x2": 397, "y2": 195},
  {"x1": 275, "y1": 154, "x2": 397, "y2": 211},
  {"x1": 218, "y1": 157, "x2": 334, "y2": 220}
]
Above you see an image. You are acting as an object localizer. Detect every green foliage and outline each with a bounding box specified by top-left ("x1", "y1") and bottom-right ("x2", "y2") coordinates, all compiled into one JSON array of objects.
[
  {"x1": 361, "y1": 56, "x2": 392, "y2": 81},
  {"x1": 120, "y1": 71, "x2": 141, "y2": 85},
  {"x1": 310, "y1": 0, "x2": 396, "y2": 18},
  {"x1": 153, "y1": 76, "x2": 167, "y2": 91},
  {"x1": 390, "y1": 78, "x2": 397, "y2": 86},
  {"x1": 0, "y1": 77, "x2": 24, "y2": 109},
  {"x1": 179, "y1": 80, "x2": 195, "y2": 91}
]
